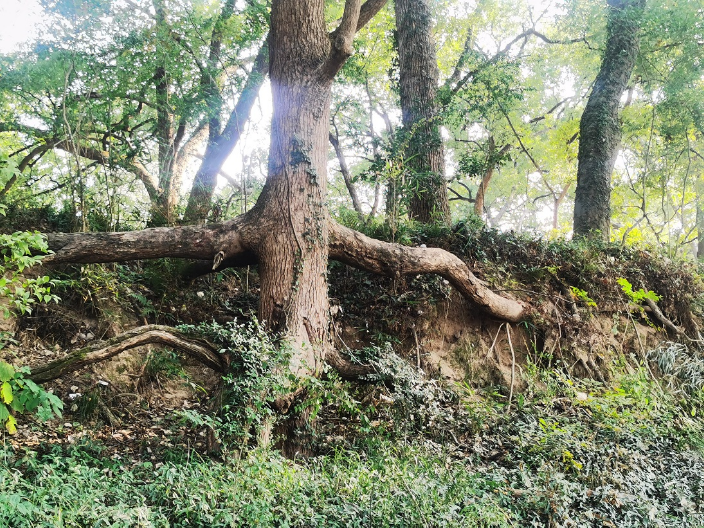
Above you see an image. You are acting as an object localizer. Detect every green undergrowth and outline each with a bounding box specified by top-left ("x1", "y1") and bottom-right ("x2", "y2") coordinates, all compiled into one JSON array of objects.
[{"x1": 1, "y1": 361, "x2": 703, "y2": 527}]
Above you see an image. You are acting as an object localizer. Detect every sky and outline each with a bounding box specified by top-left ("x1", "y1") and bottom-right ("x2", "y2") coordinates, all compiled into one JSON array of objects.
[{"x1": 0, "y1": 0, "x2": 40, "y2": 54}]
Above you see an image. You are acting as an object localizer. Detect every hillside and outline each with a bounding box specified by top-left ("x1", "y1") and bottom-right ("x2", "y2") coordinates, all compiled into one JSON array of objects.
[{"x1": 1, "y1": 224, "x2": 703, "y2": 526}]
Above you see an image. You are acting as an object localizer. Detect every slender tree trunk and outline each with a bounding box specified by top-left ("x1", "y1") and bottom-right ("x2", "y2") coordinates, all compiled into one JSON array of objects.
[
  {"x1": 395, "y1": 0, "x2": 449, "y2": 224},
  {"x1": 553, "y1": 183, "x2": 571, "y2": 230},
  {"x1": 329, "y1": 130, "x2": 365, "y2": 221},
  {"x1": 150, "y1": 0, "x2": 180, "y2": 226},
  {"x1": 696, "y1": 176, "x2": 704, "y2": 259},
  {"x1": 573, "y1": 0, "x2": 646, "y2": 240},
  {"x1": 183, "y1": 42, "x2": 269, "y2": 224}
]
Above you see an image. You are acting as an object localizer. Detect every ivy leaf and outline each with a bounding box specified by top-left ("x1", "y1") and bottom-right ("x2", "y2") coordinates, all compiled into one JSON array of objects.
[
  {"x1": 0, "y1": 381, "x2": 12, "y2": 404},
  {"x1": 0, "y1": 362, "x2": 15, "y2": 382}
]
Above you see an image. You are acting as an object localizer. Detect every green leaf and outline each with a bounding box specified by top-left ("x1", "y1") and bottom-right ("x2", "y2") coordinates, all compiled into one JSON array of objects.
[
  {"x1": 36, "y1": 405, "x2": 54, "y2": 422},
  {"x1": 0, "y1": 403, "x2": 8, "y2": 421},
  {"x1": 5, "y1": 414, "x2": 16, "y2": 434},
  {"x1": 0, "y1": 362, "x2": 15, "y2": 382},
  {"x1": 0, "y1": 381, "x2": 13, "y2": 404},
  {"x1": 10, "y1": 397, "x2": 23, "y2": 413}
]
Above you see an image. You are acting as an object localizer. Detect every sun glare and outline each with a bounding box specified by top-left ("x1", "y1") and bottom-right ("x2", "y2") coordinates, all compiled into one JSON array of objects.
[{"x1": 0, "y1": 0, "x2": 41, "y2": 54}]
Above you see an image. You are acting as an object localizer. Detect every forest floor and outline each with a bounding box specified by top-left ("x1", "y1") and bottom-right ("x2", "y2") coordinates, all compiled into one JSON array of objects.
[{"x1": 1, "y1": 224, "x2": 704, "y2": 526}]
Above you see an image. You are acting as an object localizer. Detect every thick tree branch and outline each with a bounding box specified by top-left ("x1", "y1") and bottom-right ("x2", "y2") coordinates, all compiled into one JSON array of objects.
[
  {"x1": 324, "y1": 0, "x2": 387, "y2": 80},
  {"x1": 45, "y1": 216, "x2": 254, "y2": 266},
  {"x1": 356, "y1": 0, "x2": 388, "y2": 31},
  {"x1": 324, "y1": 0, "x2": 362, "y2": 79},
  {"x1": 29, "y1": 325, "x2": 226, "y2": 383},
  {"x1": 328, "y1": 222, "x2": 526, "y2": 322},
  {"x1": 335, "y1": 0, "x2": 362, "y2": 53}
]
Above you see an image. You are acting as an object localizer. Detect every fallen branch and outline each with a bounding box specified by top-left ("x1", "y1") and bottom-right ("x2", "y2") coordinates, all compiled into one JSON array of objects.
[{"x1": 29, "y1": 325, "x2": 226, "y2": 383}]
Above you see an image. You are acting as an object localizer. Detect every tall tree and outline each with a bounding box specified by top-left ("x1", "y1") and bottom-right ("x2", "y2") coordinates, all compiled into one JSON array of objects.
[
  {"x1": 573, "y1": 0, "x2": 646, "y2": 240},
  {"x1": 0, "y1": 0, "x2": 268, "y2": 227},
  {"x1": 45, "y1": 0, "x2": 525, "y2": 382},
  {"x1": 395, "y1": 0, "x2": 450, "y2": 224}
]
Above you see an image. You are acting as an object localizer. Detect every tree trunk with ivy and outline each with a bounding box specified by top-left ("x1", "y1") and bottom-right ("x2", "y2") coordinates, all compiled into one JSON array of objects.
[
  {"x1": 573, "y1": 0, "x2": 646, "y2": 241},
  {"x1": 43, "y1": 0, "x2": 526, "y2": 453},
  {"x1": 395, "y1": 0, "x2": 450, "y2": 224}
]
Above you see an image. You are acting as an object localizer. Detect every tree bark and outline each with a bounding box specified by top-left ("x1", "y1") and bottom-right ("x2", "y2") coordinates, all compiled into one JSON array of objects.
[
  {"x1": 395, "y1": 0, "x2": 449, "y2": 224},
  {"x1": 573, "y1": 0, "x2": 646, "y2": 241}
]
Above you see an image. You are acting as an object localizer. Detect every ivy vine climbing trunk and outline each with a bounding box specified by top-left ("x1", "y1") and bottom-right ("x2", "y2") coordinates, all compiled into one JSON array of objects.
[
  {"x1": 573, "y1": 0, "x2": 646, "y2": 240},
  {"x1": 44, "y1": 0, "x2": 526, "y2": 455},
  {"x1": 395, "y1": 0, "x2": 450, "y2": 224}
]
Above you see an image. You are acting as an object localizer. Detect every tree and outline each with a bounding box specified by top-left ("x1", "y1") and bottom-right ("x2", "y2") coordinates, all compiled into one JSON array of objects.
[
  {"x1": 573, "y1": 0, "x2": 646, "y2": 240},
  {"x1": 0, "y1": 0, "x2": 268, "y2": 227},
  {"x1": 395, "y1": 0, "x2": 449, "y2": 224},
  {"x1": 45, "y1": 0, "x2": 525, "y2": 382}
]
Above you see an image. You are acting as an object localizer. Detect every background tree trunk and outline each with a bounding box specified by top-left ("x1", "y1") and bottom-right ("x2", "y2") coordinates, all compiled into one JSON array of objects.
[
  {"x1": 395, "y1": 0, "x2": 450, "y2": 224},
  {"x1": 183, "y1": 42, "x2": 269, "y2": 224},
  {"x1": 573, "y1": 0, "x2": 646, "y2": 240}
]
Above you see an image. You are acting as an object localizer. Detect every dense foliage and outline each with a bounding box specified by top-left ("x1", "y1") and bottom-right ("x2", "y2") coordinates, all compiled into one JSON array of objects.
[{"x1": 0, "y1": 364, "x2": 702, "y2": 527}]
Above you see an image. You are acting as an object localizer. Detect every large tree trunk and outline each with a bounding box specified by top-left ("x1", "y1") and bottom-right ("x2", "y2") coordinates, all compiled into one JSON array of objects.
[
  {"x1": 42, "y1": 0, "x2": 526, "y2": 448},
  {"x1": 247, "y1": 0, "x2": 334, "y2": 375},
  {"x1": 395, "y1": 0, "x2": 450, "y2": 224},
  {"x1": 573, "y1": 0, "x2": 646, "y2": 241}
]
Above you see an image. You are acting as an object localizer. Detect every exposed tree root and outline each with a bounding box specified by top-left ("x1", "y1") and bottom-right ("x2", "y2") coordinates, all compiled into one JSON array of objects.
[
  {"x1": 46, "y1": 216, "x2": 255, "y2": 266},
  {"x1": 328, "y1": 222, "x2": 527, "y2": 322},
  {"x1": 46, "y1": 217, "x2": 527, "y2": 324},
  {"x1": 644, "y1": 298, "x2": 684, "y2": 337},
  {"x1": 29, "y1": 325, "x2": 227, "y2": 383},
  {"x1": 325, "y1": 349, "x2": 376, "y2": 380},
  {"x1": 27, "y1": 322, "x2": 378, "y2": 385}
]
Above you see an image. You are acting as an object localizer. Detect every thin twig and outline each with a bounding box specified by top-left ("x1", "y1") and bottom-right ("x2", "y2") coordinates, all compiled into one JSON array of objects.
[
  {"x1": 506, "y1": 324, "x2": 516, "y2": 412},
  {"x1": 412, "y1": 326, "x2": 421, "y2": 370},
  {"x1": 487, "y1": 323, "x2": 505, "y2": 360}
]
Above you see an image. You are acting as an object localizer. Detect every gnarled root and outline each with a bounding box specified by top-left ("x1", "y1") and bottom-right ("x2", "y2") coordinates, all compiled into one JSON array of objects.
[
  {"x1": 328, "y1": 222, "x2": 527, "y2": 322},
  {"x1": 29, "y1": 325, "x2": 226, "y2": 383}
]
